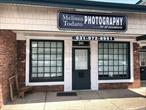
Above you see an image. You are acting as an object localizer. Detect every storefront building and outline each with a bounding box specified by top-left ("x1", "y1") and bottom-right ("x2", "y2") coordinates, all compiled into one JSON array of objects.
[{"x1": 0, "y1": 0, "x2": 146, "y2": 107}]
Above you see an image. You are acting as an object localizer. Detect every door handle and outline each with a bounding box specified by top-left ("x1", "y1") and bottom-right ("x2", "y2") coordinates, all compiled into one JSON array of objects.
[{"x1": 141, "y1": 68, "x2": 144, "y2": 72}]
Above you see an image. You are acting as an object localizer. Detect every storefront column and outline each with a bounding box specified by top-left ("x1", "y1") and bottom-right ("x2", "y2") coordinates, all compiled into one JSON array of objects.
[
  {"x1": 0, "y1": 30, "x2": 17, "y2": 107},
  {"x1": 64, "y1": 39, "x2": 72, "y2": 91},
  {"x1": 90, "y1": 41, "x2": 98, "y2": 90}
]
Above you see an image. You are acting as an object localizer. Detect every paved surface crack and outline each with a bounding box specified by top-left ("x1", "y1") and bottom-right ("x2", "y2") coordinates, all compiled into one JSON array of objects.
[{"x1": 43, "y1": 91, "x2": 47, "y2": 110}]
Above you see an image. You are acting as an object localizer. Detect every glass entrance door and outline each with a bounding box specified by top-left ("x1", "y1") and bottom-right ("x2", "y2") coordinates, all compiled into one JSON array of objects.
[
  {"x1": 140, "y1": 51, "x2": 146, "y2": 80},
  {"x1": 72, "y1": 48, "x2": 90, "y2": 90}
]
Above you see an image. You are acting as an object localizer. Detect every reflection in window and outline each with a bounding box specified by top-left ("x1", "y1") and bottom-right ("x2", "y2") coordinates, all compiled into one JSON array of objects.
[
  {"x1": 140, "y1": 52, "x2": 146, "y2": 66},
  {"x1": 98, "y1": 42, "x2": 130, "y2": 80},
  {"x1": 75, "y1": 50, "x2": 88, "y2": 70},
  {"x1": 30, "y1": 40, "x2": 64, "y2": 82}
]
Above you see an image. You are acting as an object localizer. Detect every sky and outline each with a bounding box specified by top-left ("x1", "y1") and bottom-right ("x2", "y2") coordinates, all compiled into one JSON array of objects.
[{"x1": 88, "y1": 0, "x2": 139, "y2": 4}]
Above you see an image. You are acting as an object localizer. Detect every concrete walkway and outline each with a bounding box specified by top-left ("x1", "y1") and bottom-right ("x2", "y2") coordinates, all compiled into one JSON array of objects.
[{"x1": 1, "y1": 87, "x2": 146, "y2": 110}]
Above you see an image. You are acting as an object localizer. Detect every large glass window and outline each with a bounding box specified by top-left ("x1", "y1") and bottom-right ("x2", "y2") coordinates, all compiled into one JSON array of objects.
[
  {"x1": 30, "y1": 40, "x2": 64, "y2": 82},
  {"x1": 98, "y1": 42, "x2": 130, "y2": 80}
]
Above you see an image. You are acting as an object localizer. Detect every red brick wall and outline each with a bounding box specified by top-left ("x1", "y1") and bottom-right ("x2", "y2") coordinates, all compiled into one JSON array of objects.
[
  {"x1": 17, "y1": 41, "x2": 26, "y2": 87},
  {"x1": 99, "y1": 43, "x2": 140, "y2": 89},
  {"x1": 0, "y1": 30, "x2": 17, "y2": 107}
]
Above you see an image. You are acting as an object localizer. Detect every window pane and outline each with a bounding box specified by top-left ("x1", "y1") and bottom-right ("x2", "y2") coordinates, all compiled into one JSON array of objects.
[
  {"x1": 51, "y1": 42, "x2": 56, "y2": 47},
  {"x1": 104, "y1": 66, "x2": 108, "y2": 71},
  {"x1": 114, "y1": 49, "x2": 118, "y2": 54},
  {"x1": 114, "y1": 61, "x2": 118, "y2": 65},
  {"x1": 45, "y1": 67, "x2": 50, "y2": 72},
  {"x1": 44, "y1": 61, "x2": 50, "y2": 66},
  {"x1": 32, "y1": 55, "x2": 37, "y2": 60},
  {"x1": 51, "y1": 61, "x2": 56, "y2": 66},
  {"x1": 32, "y1": 48, "x2": 37, "y2": 53},
  {"x1": 51, "y1": 73, "x2": 56, "y2": 77},
  {"x1": 57, "y1": 55, "x2": 62, "y2": 60},
  {"x1": 32, "y1": 74, "x2": 37, "y2": 78},
  {"x1": 44, "y1": 73, "x2": 50, "y2": 77},
  {"x1": 38, "y1": 67, "x2": 43, "y2": 72},
  {"x1": 104, "y1": 43, "x2": 108, "y2": 48},
  {"x1": 119, "y1": 66, "x2": 124, "y2": 71},
  {"x1": 114, "y1": 72, "x2": 118, "y2": 75},
  {"x1": 57, "y1": 73, "x2": 62, "y2": 77},
  {"x1": 104, "y1": 49, "x2": 108, "y2": 54},
  {"x1": 109, "y1": 61, "x2": 113, "y2": 65},
  {"x1": 45, "y1": 48, "x2": 50, "y2": 53},
  {"x1": 114, "y1": 66, "x2": 118, "y2": 71},
  {"x1": 51, "y1": 55, "x2": 56, "y2": 60},
  {"x1": 119, "y1": 49, "x2": 124, "y2": 54},
  {"x1": 104, "y1": 55, "x2": 108, "y2": 59},
  {"x1": 38, "y1": 55, "x2": 44, "y2": 60},
  {"x1": 140, "y1": 52, "x2": 146, "y2": 66},
  {"x1": 109, "y1": 43, "x2": 113, "y2": 48},
  {"x1": 57, "y1": 67, "x2": 62, "y2": 72},
  {"x1": 114, "y1": 55, "x2": 118, "y2": 59},
  {"x1": 38, "y1": 61, "x2": 44, "y2": 66},
  {"x1": 98, "y1": 60, "x2": 103, "y2": 65},
  {"x1": 32, "y1": 42, "x2": 37, "y2": 47},
  {"x1": 109, "y1": 66, "x2": 113, "y2": 71},
  {"x1": 38, "y1": 48, "x2": 44, "y2": 53},
  {"x1": 109, "y1": 55, "x2": 113, "y2": 59},
  {"x1": 45, "y1": 42, "x2": 50, "y2": 47},
  {"x1": 75, "y1": 49, "x2": 88, "y2": 70},
  {"x1": 38, "y1": 73, "x2": 43, "y2": 77},
  {"x1": 99, "y1": 49, "x2": 103, "y2": 54},
  {"x1": 109, "y1": 49, "x2": 114, "y2": 54},
  {"x1": 57, "y1": 48, "x2": 62, "y2": 54},
  {"x1": 114, "y1": 43, "x2": 118, "y2": 48},
  {"x1": 119, "y1": 44, "x2": 123, "y2": 48},
  {"x1": 98, "y1": 66, "x2": 103, "y2": 71},
  {"x1": 104, "y1": 61, "x2": 108, "y2": 65},
  {"x1": 57, "y1": 42, "x2": 63, "y2": 48},
  {"x1": 38, "y1": 42, "x2": 44, "y2": 47},
  {"x1": 57, "y1": 61, "x2": 62, "y2": 66},
  {"x1": 99, "y1": 43, "x2": 103, "y2": 48},
  {"x1": 45, "y1": 55, "x2": 50, "y2": 60},
  {"x1": 51, "y1": 48, "x2": 56, "y2": 54},
  {"x1": 32, "y1": 67, "x2": 37, "y2": 72},
  {"x1": 99, "y1": 55, "x2": 104, "y2": 59},
  {"x1": 51, "y1": 67, "x2": 57, "y2": 72},
  {"x1": 32, "y1": 61, "x2": 37, "y2": 66}
]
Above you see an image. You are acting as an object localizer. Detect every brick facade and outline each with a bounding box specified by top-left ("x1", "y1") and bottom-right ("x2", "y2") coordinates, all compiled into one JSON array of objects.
[
  {"x1": 17, "y1": 41, "x2": 140, "y2": 91},
  {"x1": 0, "y1": 30, "x2": 17, "y2": 108},
  {"x1": 99, "y1": 43, "x2": 140, "y2": 89},
  {"x1": 0, "y1": 34, "x2": 141, "y2": 107}
]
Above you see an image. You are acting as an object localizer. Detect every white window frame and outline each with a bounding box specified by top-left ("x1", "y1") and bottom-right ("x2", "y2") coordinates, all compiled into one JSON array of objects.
[
  {"x1": 98, "y1": 39, "x2": 134, "y2": 84},
  {"x1": 25, "y1": 36, "x2": 66, "y2": 86}
]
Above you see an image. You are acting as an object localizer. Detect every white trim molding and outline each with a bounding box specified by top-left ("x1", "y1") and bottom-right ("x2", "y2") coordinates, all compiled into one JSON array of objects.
[
  {"x1": 90, "y1": 41, "x2": 98, "y2": 90},
  {"x1": 25, "y1": 35, "x2": 135, "y2": 91}
]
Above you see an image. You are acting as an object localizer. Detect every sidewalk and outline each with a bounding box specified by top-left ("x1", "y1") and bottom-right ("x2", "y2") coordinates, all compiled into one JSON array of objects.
[{"x1": 1, "y1": 87, "x2": 146, "y2": 110}]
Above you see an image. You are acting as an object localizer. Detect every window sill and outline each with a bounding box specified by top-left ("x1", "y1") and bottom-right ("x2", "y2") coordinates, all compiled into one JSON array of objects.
[
  {"x1": 98, "y1": 79, "x2": 133, "y2": 83},
  {"x1": 26, "y1": 81, "x2": 64, "y2": 86}
]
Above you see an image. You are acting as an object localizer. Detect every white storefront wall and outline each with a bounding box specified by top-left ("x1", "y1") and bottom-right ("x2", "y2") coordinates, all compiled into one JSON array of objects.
[
  {"x1": 23, "y1": 35, "x2": 134, "y2": 91},
  {"x1": 0, "y1": 3, "x2": 137, "y2": 91}
]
